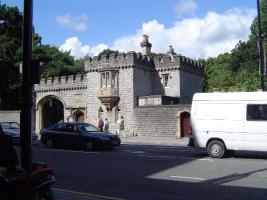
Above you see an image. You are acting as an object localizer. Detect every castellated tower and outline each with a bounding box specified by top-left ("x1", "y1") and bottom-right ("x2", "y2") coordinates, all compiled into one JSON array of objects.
[{"x1": 34, "y1": 35, "x2": 203, "y2": 138}]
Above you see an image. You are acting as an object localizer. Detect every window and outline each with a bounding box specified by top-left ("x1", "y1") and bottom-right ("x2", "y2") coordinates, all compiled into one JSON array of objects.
[
  {"x1": 111, "y1": 73, "x2": 116, "y2": 88},
  {"x1": 247, "y1": 104, "x2": 267, "y2": 121},
  {"x1": 77, "y1": 123, "x2": 99, "y2": 132},
  {"x1": 101, "y1": 73, "x2": 106, "y2": 88},
  {"x1": 2, "y1": 122, "x2": 20, "y2": 129},
  {"x1": 101, "y1": 71, "x2": 118, "y2": 89},
  {"x1": 98, "y1": 107, "x2": 104, "y2": 118},
  {"x1": 54, "y1": 123, "x2": 68, "y2": 132},
  {"x1": 162, "y1": 74, "x2": 169, "y2": 87},
  {"x1": 106, "y1": 73, "x2": 110, "y2": 87},
  {"x1": 115, "y1": 107, "x2": 121, "y2": 122}
]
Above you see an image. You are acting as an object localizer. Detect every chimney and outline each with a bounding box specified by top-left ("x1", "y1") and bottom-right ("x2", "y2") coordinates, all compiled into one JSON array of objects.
[
  {"x1": 167, "y1": 45, "x2": 176, "y2": 55},
  {"x1": 140, "y1": 35, "x2": 152, "y2": 56}
]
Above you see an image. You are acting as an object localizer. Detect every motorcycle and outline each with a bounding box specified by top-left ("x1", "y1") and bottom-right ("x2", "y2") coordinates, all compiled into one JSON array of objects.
[{"x1": 0, "y1": 162, "x2": 55, "y2": 200}]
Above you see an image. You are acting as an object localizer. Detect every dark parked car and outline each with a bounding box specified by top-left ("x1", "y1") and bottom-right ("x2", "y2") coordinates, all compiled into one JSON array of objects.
[
  {"x1": 40, "y1": 122, "x2": 121, "y2": 150},
  {"x1": 0, "y1": 121, "x2": 38, "y2": 144}
]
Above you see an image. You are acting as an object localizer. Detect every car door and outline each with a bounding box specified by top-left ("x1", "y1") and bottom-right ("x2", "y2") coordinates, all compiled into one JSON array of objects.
[
  {"x1": 50, "y1": 123, "x2": 68, "y2": 147},
  {"x1": 61, "y1": 124, "x2": 81, "y2": 148}
]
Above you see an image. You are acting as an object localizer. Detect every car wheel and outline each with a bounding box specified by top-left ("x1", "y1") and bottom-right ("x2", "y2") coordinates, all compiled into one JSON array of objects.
[
  {"x1": 85, "y1": 141, "x2": 94, "y2": 151},
  {"x1": 207, "y1": 140, "x2": 226, "y2": 158},
  {"x1": 46, "y1": 139, "x2": 53, "y2": 148}
]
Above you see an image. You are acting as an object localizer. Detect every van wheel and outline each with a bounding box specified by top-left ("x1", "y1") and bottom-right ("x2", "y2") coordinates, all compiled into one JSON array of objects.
[
  {"x1": 85, "y1": 141, "x2": 94, "y2": 151},
  {"x1": 207, "y1": 140, "x2": 226, "y2": 158}
]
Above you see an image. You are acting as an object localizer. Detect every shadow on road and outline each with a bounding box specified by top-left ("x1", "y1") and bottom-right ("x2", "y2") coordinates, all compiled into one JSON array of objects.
[{"x1": 18, "y1": 143, "x2": 267, "y2": 200}]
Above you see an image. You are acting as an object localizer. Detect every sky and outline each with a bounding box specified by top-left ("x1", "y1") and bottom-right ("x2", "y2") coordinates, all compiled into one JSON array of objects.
[{"x1": 2, "y1": 0, "x2": 258, "y2": 59}]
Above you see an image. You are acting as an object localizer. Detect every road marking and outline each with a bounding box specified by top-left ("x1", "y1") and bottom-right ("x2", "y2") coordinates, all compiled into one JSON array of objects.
[
  {"x1": 170, "y1": 175, "x2": 206, "y2": 181},
  {"x1": 40, "y1": 148, "x2": 99, "y2": 154},
  {"x1": 197, "y1": 158, "x2": 213, "y2": 161},
  {"x1": 54, "y1": 188, "x2": 126, "y2": 200},
  {"x1": 137, "y1": 155, "x2": 175, "y2": 159}
]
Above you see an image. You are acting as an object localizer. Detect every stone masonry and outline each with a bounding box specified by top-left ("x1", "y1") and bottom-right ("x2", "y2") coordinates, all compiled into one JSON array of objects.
[{"x1": 34, "y1": 35, "x2": 203, "y2": 138}]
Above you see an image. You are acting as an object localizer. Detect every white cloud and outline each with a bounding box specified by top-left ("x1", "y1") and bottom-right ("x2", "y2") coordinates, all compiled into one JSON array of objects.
[
  {"x1": 175, "y1": 0, "x2": 198, "y2": 17},
  {"x1": 59, "y1": 37, "x2": 109, "y2": 58},
  {"x1": 59, "y1": 7, "x2": 256, "y2": 59},
  {"x1": 56, "y1": 14, "x2": 88, "y2": 31},
  {"x1": 90, "y1": 44, "x2": 109, "y2": 56},
  {"x1": 59, "y1": 37, "x2": 90, "y2": 58},
  {"x1": 110, "y1": 8, "x2": 256, "y2": 59}
]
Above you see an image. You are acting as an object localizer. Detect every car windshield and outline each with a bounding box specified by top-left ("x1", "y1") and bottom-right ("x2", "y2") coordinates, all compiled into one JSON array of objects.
[
  {"x1": 2, "y1": 122, "x2": 20, "y2": 129},
  {"x1": 77, "y1": 123, "x2": 99, "y2": 132}
]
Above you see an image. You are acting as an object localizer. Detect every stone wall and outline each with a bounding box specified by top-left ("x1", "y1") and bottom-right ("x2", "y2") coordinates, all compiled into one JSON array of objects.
[
  {"x1": 86, "y1": 71, "x2": 100, "y2": 125},
  {"x1": 158, "y1": 70, "x2": 180, "y2": 97},
  {"x1": 131, "y1": 105, "x2": 191, "y2": 137},
  {"x1": 133, "y1": 67, "x2": 153, "y2": 106},
  {"x1": 0, "y1": 111, "x2": 20, "y2": 123},
  {"x1": 180, "y1": 70, "x2": 203, "y2": 103}
]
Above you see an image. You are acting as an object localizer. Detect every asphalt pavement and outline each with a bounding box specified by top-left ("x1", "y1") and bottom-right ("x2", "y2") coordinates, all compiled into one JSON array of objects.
[
  {"x1": 54, "y1": 135, "x2": 189, "y2": 200},
  {"x1": 120, "y1": 135, "x2": 189, "y2": 146}
]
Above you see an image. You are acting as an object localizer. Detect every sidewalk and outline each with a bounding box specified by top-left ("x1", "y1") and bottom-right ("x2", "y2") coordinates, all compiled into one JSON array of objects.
[{"x1": 120, "y1": 135, "x2": 189, "y2": 146}]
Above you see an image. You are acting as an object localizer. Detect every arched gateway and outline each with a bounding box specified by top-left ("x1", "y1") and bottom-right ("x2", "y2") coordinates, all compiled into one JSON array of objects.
[{"x1": 36, "y1": 96, "x2": 64, "y2": 131}]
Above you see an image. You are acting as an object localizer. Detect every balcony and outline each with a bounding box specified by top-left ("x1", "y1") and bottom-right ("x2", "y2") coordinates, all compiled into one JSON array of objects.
[{"x1": 98, "y1": 87, "x2": 120, "y2": 111}]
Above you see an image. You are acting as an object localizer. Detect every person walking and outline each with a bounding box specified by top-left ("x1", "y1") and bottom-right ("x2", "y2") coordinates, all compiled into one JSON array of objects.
[
  {"x1": 103, "y1": 118, "x2": 110, "y2": 133},
  {"x1": 98, "y1": 117, "x2": 104, "y2": 132},
  {"x1": 119, "y1": 116, "x2": 125, "y2": 137}
]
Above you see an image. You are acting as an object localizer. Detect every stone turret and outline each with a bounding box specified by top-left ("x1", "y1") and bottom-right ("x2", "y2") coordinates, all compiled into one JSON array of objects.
[
  {"x1": 140, "y1": 35, "x2": 152, "y2": 56},
  {"x1": 167, "y1": 45, "x2": 176, "y2": 55}
]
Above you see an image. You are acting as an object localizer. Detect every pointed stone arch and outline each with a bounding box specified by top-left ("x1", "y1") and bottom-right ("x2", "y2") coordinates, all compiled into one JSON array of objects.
[
  {"x1": 73, "y1": 109, "x2": 85, "y2": 122},
  {"x1": 35, "y1": 95, "x2": 65, "y2": 132}
]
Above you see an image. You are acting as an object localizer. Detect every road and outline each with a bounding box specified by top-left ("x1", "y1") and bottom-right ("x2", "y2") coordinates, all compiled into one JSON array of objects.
[{"x1": 23, "y1": 143, "x2": 267, "y2": 199}]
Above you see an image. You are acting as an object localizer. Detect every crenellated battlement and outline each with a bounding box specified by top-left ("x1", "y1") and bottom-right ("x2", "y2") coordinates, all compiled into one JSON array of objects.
[
  {"x1": 154, "y1": 54, "x2": 203, "y2": 74},
  {"x1": 35, "y1": 74, "x2": 87, "y2": 93},
  {"x1": 85, "y1": 51, "x2": 155, "y2": 71},
  {"x1": 38, "y1": 74, "x2": 86, "y2": 85}
]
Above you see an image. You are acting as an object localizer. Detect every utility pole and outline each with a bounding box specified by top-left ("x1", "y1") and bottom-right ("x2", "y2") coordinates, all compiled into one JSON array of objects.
[
  {"x1": 21, "y1": 0, "x2": 33, "y2": 172},
  {"x1": 257, "y1": 0, "x2": 265, "y2": 91}
]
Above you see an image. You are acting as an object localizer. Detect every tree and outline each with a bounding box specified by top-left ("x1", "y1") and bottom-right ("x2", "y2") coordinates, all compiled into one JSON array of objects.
[
  {"x1": 98, "y1": 49, "x2": 119, "y2": 57},
  {"x1": 0, "y1": 3, "x2": 23, "y2": 109},
  {"x1": 0, "y1": 3, "x2": 85, "y2": 109},
  {"x1": 203, "y1": 0, "x2": 267, "y2": 92}
]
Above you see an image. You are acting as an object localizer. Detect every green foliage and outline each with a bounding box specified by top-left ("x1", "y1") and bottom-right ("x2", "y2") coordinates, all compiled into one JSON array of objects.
[
  {"x1": 98, "y1": 49, "x2": 119, "y2": 57},
  {"x1": 203, "y1": 0, "x2": 267, "y2": 92},
  {"x1": 0, "y1": 2, "x2": 85, "y2": 109},
  {"x1": 0, "y1": 3, "x2": 22, "y2": 109}
]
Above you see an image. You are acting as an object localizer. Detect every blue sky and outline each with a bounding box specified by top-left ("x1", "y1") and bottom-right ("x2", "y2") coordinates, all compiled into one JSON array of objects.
[{"x1": 2, "y1": 0, "x2": 257, "y2": 59}]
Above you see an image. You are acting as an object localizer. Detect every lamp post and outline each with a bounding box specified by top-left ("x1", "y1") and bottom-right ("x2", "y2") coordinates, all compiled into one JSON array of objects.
[
  {"x1": 21, "y1": 0, "x2": 33, "y2": 172},
  {"x1": 257, "y1": 0, "x2": 265, "y2": 91}
]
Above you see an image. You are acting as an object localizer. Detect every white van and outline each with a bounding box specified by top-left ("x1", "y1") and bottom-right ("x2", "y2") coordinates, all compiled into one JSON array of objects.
[{"x1": 189, "y1": 92, "x2": 267, "y2": 158}]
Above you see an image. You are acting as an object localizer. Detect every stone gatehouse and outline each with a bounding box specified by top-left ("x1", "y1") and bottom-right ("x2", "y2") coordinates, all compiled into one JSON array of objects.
[{"x1": 34, "y1": 35, "x2": 203, "y2": 138}]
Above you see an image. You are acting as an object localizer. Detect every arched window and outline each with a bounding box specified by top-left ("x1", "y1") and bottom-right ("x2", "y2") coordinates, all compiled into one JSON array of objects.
[
  {"x1": 115, "y1": 107, "x2": 121, "y2": 123},
  {"x1": 98, "y1": 107, "x2": 104, "y2": 118}
]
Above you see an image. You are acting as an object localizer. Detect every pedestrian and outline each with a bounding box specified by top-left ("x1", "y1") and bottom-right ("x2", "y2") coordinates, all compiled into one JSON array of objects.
[
  {"x1": 98, "y1": 117, "x2": 104, "y2": 132},
  {"x1": 119, "y1": 116, "x2": 125, "y2": 137},
  {"x1": 104, "y1": 118, "x2": 110, "y2": 133}
]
